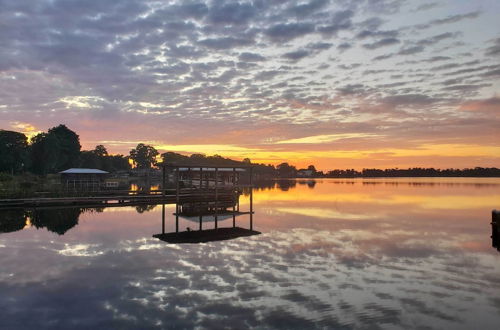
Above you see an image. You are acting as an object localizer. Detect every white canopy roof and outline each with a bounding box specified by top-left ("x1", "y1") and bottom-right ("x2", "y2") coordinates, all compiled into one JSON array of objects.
[{"x1": 59, "y1": 168, "x2": 109, "y2": 174}]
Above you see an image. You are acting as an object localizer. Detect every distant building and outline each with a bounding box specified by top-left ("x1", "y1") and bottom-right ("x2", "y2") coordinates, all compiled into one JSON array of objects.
[{"x1": 59, "y1": 168, "x2": 109, "y2": 190}]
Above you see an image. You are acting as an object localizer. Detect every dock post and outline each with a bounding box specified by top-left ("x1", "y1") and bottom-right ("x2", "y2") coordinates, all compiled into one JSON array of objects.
[
  {"x1": 199, "y1": 167, "x2": 203, "y2": 191},
  {"x1": 162, "y1": 165, "x2": 166, "y2": 197},
  {"x1": 162, "y1": 203, "x2": 165, "y2": 234},
  {"x1": 175, "y1": 168, "x2": 179, "y2": 233},
  {"x1": 233, "y1": 167, "x2": 236, "y2": 228},
  {"x1": 215, "y1": 167, "x2": 218, "y2": 229},
  {"x1": 250, "y1": 167, "x2": 253, "y2": 231}
]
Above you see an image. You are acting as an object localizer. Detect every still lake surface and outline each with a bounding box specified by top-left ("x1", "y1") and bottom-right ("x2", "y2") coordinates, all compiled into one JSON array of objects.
[{"x1": 1, "y1": 178, "x2": 500, "y2": 329}]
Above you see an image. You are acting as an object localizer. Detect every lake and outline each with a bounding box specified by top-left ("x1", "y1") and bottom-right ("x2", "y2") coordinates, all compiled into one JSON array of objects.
[{"x1": 1, "y1": 178, "x2": 500, "y2": 329}]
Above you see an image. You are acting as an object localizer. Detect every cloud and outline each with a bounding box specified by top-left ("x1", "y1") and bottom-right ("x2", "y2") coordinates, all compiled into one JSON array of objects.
[
  {"x1": 398, "y1": 45, "x2": 424, "y2": 55},
  {"x1": 287, "y1": 0, "x2": 330, "y2": 18},
  {"x1": 363, "y1": 37, "x2": 400, "y2": 49},
  {"x1": 307, "y1": 42, "x2": 333, "y2": 50},
  {"x1": 275, "y1": 133, "x2": 380, "y2": 144},
  {"x1": 282, "y1": 50, "x2": 310, "y2": 61},
  {"x1": 254, "y1": 70, "x2": 281, "y2": 81},
  {"x1": 317, "y1": 10, "x2": 354, "y2": 36},
  {"x1": 207, "y1": 2, "x2": 257, "y2": 25},
  {"x1": 460, "y1": 97, "x2": 500, "y2": 117},
  {"x1": 382, "y1": 94, "x2": 440, "y2": 107},
  {"x1": 337, "y1": 42, "x2": 352, "y2": 51},
  {"x1": 417, "y1": 32, "x2": 461, "y2": 46},
  {"x1": 0, "y1": 0, "x2": 499, "y2": 169},
  {"x1": 238, "y1": 52, "x2": 266, "y2": 62},
  {"x1": 198, "y1": 37, "x2": 254, "y2": 49},
  {"x1": 413, "y1": 2, "x2": 440, "y2": 12},
  {"x1": 372, "y1": 54, "x2": 393, "y2": 61},
  {"x1": 265, "y1": 23, "x2": 316, "y2": 42},
  {"x1": 356, "y1": 29, "x2": 398, "y2": 39},
  {"x1": 430, "y1": 11, "x2": 480, "y2": 25},
  {"x1": 424, "y1": 56, "x2": 451, "y2": 62},
  {"x1": 485, "y1": 37, "x2": 500, "y2": 56}
]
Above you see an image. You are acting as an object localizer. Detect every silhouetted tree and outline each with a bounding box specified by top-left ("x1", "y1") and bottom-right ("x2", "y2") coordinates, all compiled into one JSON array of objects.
[
  {"x1": 130, "y1": 143, "x2": 159, "y2": 169},
  {"x1": 30, "y1": 125, "x2": 81, "y2": 174},
  {"x1": 106, "y1": 155, "x2": 130, "y2": 172},
  {"x1": 30, "y1": 132, "x2": 60, "y2": 174},
  {"x1": 307, "y1": 165, "x2": 317, "y2": 173},
  {"x1": 48, "y1": 124, "x2": 81, "y2": 171},
  {"x1": 277, "y1": 162, "x2": 297, "y2": 178},
  {"x1": 78, "y1": 150, "x2": 100, "y2": 169},
  {"x1": 93, "y1": 145, "x2": 108, "y2": 157},
  {"x1": 0, "y1": 130, "x2": 29, "y2": 174}
]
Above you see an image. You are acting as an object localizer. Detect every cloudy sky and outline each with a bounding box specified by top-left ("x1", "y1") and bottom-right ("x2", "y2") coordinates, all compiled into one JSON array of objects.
[{"x1": 1, "y1": 0, "x2": 499, "y2": 169}]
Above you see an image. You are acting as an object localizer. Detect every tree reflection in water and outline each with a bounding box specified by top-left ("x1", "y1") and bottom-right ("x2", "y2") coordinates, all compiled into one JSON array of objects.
[
  {"x1": 30, "y1": 208, "x2": 82, "y2": 235},
  {"x1": 0, "y1": 210, "x2": 27, "y2": 233},
  {"x1": 0, "y1": 204, "x2": 159, "y2": 236}
]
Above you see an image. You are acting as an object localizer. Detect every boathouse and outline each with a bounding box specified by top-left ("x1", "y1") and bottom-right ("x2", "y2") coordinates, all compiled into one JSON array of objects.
[
  {"x1": 177, "y1": 167, "x2": 246, "y2": 188},
  {"x1": 59, "y1": 168, "x2": 109, "y2": 190}
]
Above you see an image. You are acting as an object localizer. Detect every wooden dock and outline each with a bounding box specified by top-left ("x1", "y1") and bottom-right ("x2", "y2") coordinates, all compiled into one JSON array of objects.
[{"x1": 0, "y1": 190, "x2": 237, "y2": 210}]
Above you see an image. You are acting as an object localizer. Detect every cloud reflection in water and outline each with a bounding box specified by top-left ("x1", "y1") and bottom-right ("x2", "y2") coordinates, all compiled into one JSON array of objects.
[{"x1": 0, "y1": 178, "x2": 499, "y2": 329}]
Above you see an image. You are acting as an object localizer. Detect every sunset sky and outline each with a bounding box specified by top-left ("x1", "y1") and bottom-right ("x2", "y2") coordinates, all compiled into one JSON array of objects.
[{"x1": 1, "y1": 0, "x2": 499, "y2": 170}]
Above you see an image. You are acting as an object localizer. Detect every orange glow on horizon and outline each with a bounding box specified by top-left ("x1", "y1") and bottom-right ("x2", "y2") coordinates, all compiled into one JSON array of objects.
[{"x1": 148, "y1": 142, "x2": 500, "y2": 170}]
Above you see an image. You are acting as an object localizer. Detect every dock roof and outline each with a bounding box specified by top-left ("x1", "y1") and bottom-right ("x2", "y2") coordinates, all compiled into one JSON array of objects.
[{"x1": 59, "y1": 168, "x2": 109, "y2": 174}]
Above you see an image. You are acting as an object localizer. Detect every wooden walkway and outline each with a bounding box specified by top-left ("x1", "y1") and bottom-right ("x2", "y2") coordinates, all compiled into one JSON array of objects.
[{"x1": 0, "y1": 191, "x2": 237, "y2": 210}]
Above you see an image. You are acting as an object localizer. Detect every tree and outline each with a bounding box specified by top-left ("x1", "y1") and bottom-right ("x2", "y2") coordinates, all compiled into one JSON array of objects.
[
  {"x1": 307, "y1": 165, "x2": 317, "y2": 173},
  {"x1": 93, "y1": 145, "x2": 108, "y2": 157},
  {"x1": 129, "y1": 143, "x2": 159, "y2": 169},
  {"x1": 48, "y1": 124, "x2": 81, "y2": 171},
  {"x1": 0, "y1": 130, "x2": 29, "y2": 174},
  {"x1": 106, "y1": 155, "x2": 130, "y2": 171},
  {"x1": 78, "y1": 150, "x2": 100, "y2": 169},
  {"x1": 30, "y1": 125, "x2": 81, "y2": 174},
  {"x1": 277, "y1": 162, "x2": 297, "y2": 178},
  {"x1": 30, "y1": 132, "x2": 60, "y2": 174}
]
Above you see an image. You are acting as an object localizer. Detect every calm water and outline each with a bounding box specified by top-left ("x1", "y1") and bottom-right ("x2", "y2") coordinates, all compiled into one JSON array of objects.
[{"x1": 1, "y1": 178, "x2": 500, "y2": 329}]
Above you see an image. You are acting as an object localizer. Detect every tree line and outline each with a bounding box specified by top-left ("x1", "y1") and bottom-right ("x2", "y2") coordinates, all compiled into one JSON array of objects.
[
  {"x1": 0, "y1": 125, "x2": 131, "y2": 175},
  {"x1": 1, "y1": 125, "x2": 499, "y2": 177},
  {"x1": 261, "y1": 163, "x2": 500, "y2": 178}
]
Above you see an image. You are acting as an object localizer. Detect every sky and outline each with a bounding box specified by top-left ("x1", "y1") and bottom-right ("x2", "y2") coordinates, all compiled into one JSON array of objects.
[{"x1": 1, "y1": 0, "x2": 499, "y2": 170}]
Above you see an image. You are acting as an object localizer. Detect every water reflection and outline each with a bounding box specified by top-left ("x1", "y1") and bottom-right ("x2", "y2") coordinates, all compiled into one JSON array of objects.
[
  {"x1": 154, "y1": 192, "x2": 259, "y2": 243},
  {"x1": 0, "y1": 178, "x2": 499, "y2": 329},
  {"x1": 0, "y1": 210, "x2": 26, "y2": 233},
  {"x1": 0, "y1": 206, "x2": 155, "y2": 235},
  {"x1": 0, "y1": 208, "x2": 82, "y2": 235}
]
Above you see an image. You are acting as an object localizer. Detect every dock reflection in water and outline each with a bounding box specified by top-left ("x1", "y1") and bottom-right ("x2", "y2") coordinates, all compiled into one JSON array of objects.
[{"x1": 153, "y1": 198, "x2": 260, "y2": 243}]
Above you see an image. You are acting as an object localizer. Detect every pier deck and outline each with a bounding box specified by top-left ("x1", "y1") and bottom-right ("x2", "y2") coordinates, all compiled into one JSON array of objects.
[{"x1": 0, "y1": 190, "x2": 237, "y2": 210}]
